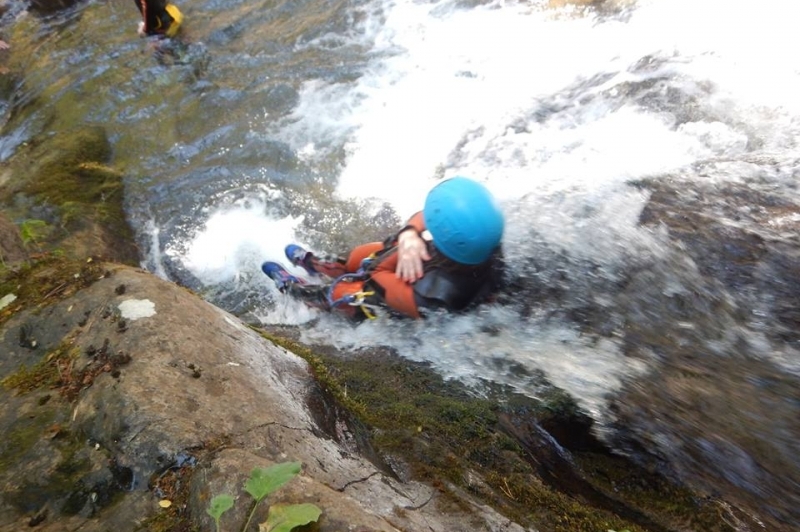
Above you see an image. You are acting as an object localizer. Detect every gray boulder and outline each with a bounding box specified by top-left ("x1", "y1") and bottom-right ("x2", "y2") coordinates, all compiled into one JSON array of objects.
[{"x1": 0, "y1": 264, "x2": 527, "y2": 531}]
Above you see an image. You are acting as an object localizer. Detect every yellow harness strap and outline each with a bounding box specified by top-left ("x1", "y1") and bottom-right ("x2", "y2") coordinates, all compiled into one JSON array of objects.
[
  {"x1": 348, "y1": 290, "x2": 378, "y2": 320},
  {"x1": 164, "y1": 4, "x2": 183, "y2": 37}
]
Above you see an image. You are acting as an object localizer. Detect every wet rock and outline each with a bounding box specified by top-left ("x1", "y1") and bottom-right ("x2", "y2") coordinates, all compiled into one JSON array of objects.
[
  {"x1": 0, "y1": 264, "x2": 528, "y2": 532},
  {"x1": 190, "y1": 448, "x2": 400, "y2": 532},
  {"x1": 1, "y1": 126, "x2": 138, "y2": 265},
  {"x1": 604, "y1": 176, "x2": 800, "y2": 531},
  {"x1": 0, "y1": 213, "x2": 26, "y2": 266},
  {"x1": 28, "y1": 0, "x2": 83, "y2": 16}
]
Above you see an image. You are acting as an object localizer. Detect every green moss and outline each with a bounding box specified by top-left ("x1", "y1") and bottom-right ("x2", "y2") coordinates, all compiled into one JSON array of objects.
[
  {"x1": 0, "y1": 408, "x2": 57, "y2": 475},
  {"x1": 17, "y1": 219, "x2": 51, "y2": 250},
  {"x1": 255, "y1": 330, "x2": 636, "y2": 530},
  {"x1": 20, "y1": 128, "x2": 123, "y2": 225},
  {"x1": 0, "y1": 254, "x2": 108, "y2": 328},
  {"x1": 1, "y1": 126, "x2": 137, "y2": 262},
  {"x1": 483, "y1": 469, "x2": 647, "y2": 532},
  {"x1": 30, "y1": 126, "x2": 112, "y2": 172},
  {"x1": 258, "y1": 331, "x2": 369, "y2": 419},
  {"x1": 1, "y1": 422, "x2": 119, "y2": 517},
  {"x1": 1, "y1": 341, "x2": 80, "y2": 394},
  {"x1": 138, "y1": 510, "x2": 200, "y2": 532},
  {"x1": 574, "y1": 452, "x2": 734, "y2": 531},
  {"x1": 256, "y1": 328, "x2": 738, "y2": 532},
  {"x1": 137, "y1": 462, "x2": 200, "y2": 532}
]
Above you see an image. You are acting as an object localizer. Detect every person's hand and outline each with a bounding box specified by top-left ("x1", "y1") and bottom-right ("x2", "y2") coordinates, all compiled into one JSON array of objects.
[
  {"x1": 396, "y1": 229, "x2": 430, "y2": 282},
  {"x1": 0, "y1": 40, "x2": 9, "y2": 50},
  {"x1": 137, "y1": 22, "x2": 146, "y2": 37}
]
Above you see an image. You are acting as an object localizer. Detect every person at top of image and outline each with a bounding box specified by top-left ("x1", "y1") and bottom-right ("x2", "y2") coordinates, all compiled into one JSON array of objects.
[
  {"x1": 133, "y1": 0, "x2": 183, "y2": 38},
  {"x1": 262, "y1": 176, "x2": 505, "y2": 321}
]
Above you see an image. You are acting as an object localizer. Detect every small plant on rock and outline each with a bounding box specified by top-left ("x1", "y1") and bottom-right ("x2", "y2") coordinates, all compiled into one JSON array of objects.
[
  {"x1": 206, "y1": 461, "x2": 322, "y2": 532},
  {"x1": 207, "y1": 494, "x2": 235, "y2": 532},
  {"x1": 18, "y1": 219, "x2": 49, "y2": 250}
]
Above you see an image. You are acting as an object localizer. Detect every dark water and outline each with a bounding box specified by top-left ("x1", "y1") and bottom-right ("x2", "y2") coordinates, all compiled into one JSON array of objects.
[{"x1": 1, "y1": 0, "x2": 799, "y2": 528}]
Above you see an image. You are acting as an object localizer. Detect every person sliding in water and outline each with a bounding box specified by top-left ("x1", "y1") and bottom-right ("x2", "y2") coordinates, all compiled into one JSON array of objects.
[
  {"x1": 262, "y1": 176, "x2": 505, "y2": 320},
  {"x1": 133, "y1": 0, "x2": 183, "y2": 38}
]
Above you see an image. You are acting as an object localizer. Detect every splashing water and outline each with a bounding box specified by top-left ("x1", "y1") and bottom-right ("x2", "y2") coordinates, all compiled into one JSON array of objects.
[
  {"x1": 166, "y1": 0, "x2": 800, "y2": 422},
  {"x1": 2, "y1": 0, "x2": 799, "y2": 524}
]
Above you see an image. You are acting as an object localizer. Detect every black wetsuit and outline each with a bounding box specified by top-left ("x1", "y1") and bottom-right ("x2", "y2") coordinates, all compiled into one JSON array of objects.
[{"x1": 410, "y1": 245, "x2": 504, "y2": 314}]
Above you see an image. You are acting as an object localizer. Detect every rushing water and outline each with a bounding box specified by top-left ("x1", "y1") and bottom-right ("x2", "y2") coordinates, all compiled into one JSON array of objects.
[{"x1": 2, "y1": 0, "x2": 799, "y2": 526}]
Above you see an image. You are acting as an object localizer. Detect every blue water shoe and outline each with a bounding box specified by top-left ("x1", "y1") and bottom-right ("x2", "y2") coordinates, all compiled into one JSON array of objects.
[
  {"x1": 284, "y1": 244, "x2": 318, "y2": 276},
  {"x1": 261, "y1": 261, "x2": 300, "y2": 292}
]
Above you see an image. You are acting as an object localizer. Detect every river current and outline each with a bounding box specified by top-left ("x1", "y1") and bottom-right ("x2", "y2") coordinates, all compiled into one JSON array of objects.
[{"x1": 1, "y1": 0, "x2": 799, "y2": 526}]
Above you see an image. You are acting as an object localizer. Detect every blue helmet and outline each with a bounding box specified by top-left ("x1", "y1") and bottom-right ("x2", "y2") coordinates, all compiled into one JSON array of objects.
[{"x1": 423, "y1": 176, "x2": 504, "y2": 265}]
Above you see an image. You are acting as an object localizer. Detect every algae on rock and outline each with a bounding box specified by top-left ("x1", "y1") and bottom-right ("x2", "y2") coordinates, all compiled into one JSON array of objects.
[{"x1": 0, "y1": 126, "x2": 137, "y2": 265}]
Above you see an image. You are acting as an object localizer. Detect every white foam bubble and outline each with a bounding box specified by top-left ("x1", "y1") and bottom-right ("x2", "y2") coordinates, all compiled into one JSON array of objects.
[{"x1": 175, "y1": 200, "x2": 308, "y2": 286}]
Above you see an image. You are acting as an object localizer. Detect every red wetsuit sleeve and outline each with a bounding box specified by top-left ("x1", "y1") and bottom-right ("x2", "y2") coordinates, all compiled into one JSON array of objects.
[
  {"x1": 402, "y1": 211, "x2": 425, "y2": 234},
  {"x1": 330, "y1": 242, "x2": 421, "y2": 319},
  {"x1": 331, "y1": 213, "x2": 430, "y2": 319},
  {"x1": 363, "y1": 212, "x2": 427, "y2": 318},
  {"x1": 344, "y1": 242, "x2": 385, "y2": 273}
]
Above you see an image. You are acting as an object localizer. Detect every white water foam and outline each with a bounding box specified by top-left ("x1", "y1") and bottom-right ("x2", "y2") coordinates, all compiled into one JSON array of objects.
[
  {"x1": 176, "y1": 203, "x2": 306, "y2": 286},
  {"x1": 181, "y1": 0, "x2": 800, "y2": 419},
  {"x1": 285, "y1": 0, "x2": 800, "y2": 211}
]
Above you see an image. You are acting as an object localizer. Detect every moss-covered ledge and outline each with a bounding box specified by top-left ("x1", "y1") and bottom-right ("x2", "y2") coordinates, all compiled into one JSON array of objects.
[{"x1": 255, "y1": 328, "x2": 734, "y2": 532}]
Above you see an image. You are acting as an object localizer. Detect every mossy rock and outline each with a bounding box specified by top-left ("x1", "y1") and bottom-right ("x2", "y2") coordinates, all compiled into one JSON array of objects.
[
  {"x1": 0, "y1": 213, "x2": 27, "y2": 267},
  {"x1": 1, "y1": 126, "x2": 137, "y2": 264},
  {"x1": 19, "y1": 126, "x2": 115, "y2": 205},
  {"x1": 28, "y1": 0, "x2": 83, "y2": 16},
  {"x1": 0, "y1": 254, "x2": 109, "y2": 329},
  {"x1": 258, "y1": 328, "x2": 736, "y2": 532}
]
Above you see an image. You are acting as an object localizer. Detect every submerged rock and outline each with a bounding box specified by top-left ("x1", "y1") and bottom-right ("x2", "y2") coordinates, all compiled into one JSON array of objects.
[{"x1": 0, "y1": 125, "x2": 138, "y2": 266}]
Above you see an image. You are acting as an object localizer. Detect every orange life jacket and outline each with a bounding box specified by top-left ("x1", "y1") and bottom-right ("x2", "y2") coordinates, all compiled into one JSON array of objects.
[{"x1": 330, "y1": 212, "x2": 501, "y2": 319}]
